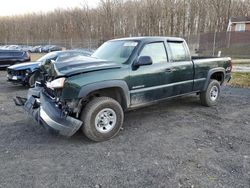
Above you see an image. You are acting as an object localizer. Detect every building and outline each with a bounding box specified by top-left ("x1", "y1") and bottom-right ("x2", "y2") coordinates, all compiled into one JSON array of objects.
[{"x1": 227, "y1": 16, "x2": 250, "y2": 32}]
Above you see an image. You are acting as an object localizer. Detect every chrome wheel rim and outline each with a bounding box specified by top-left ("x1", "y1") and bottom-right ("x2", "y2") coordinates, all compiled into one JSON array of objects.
[
  {"x1": 210, "y1": 86, "x2": 219, "y2": 101},
  {"x1": 95, "y1": 108, "x2": 117, "y2": 133}
]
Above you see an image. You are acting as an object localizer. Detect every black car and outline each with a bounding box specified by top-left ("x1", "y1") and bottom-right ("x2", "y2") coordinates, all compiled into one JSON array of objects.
[
  {"x1": 7, "y1": 50, "x2": 92, "y2": 86},
  {"x1": 41, "y1": 45, "x2": 64, "y2": 53},
  {"x1": 0, "y1": 49, "x2": 30, "y2": 68}
]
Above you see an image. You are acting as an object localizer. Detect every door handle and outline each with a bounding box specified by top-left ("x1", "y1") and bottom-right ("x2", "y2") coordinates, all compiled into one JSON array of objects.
[{"x1": 165, "y1": 68, "x2": 175, "y2": 72}]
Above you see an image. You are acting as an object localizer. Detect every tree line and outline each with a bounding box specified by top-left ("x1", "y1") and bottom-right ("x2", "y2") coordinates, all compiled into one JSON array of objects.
[{"x1": 0, "y1": 0, "x2": 249, "y2": 44}]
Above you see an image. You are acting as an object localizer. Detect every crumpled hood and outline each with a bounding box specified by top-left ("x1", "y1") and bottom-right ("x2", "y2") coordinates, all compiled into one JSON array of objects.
[
  {"x1": 8, "y1": 61, "x2": 40, "y2": 71},
  {"x1": 53, "y1": 56, "x2": 122, "y2": 76}
]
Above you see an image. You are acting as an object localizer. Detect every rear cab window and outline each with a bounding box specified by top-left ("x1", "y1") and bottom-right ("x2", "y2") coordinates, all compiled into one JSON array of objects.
[
  {"x1": 167, "y1": 41, "x2": 189, "y2": 62},
  {"x1": 139, "y1": 42, "x2": 168, "y2": 64}
]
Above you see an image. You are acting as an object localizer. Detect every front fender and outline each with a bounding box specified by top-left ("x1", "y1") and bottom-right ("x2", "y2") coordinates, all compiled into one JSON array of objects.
[{"x1": 78, "y1": 80, "x2": 130, "y2": 108}]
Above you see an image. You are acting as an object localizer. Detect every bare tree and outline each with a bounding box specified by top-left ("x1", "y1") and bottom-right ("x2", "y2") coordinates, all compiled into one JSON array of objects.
[{"x1": 0, "y1": 0, "x2": 249, "y2": 45}]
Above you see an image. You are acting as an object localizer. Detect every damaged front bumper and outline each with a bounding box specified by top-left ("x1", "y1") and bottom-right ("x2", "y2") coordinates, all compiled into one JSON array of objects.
[{"x1": 14, "y1": 87, "x2": 82, "y2": 137}]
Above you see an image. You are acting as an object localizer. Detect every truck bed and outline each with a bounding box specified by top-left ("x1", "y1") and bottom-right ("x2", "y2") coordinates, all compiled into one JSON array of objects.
[{"x1": 192, "y1": 56, "x2": 221, "y2": 60}]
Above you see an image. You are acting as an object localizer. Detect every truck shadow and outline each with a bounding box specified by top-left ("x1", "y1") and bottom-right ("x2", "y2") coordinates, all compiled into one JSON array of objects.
[
  {"x1": 126, "y1": 95, "x2": 201, "y2": 115},
  {"x1": 5, "y1": 95, "x2": 203, "y2": 145},
  {"x1": 52, "y1": 95, "x2": 203, "y2": 143},
  {"x1": 70, "y1": 95, "x2": 202, "y2": 143}
]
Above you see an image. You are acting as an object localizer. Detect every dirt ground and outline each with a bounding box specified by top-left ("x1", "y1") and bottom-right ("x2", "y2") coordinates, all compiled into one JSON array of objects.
[{"x1": 0, "y1": 70, "x2": 250, "y2": 188}]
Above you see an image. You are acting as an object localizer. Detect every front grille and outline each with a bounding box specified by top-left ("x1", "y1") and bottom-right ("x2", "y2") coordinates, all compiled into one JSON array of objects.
[{"x1": 7, "y1": 69, "x2": 26, "y2": 76}]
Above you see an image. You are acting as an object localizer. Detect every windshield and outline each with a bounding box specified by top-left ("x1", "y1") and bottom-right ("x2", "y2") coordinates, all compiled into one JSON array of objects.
[
  {"x1": 37, "y1": 52, "x2": 58, "y2": 62},
  {"x1": 91, "y1": 41, "x2": 138, "y2": 64}
]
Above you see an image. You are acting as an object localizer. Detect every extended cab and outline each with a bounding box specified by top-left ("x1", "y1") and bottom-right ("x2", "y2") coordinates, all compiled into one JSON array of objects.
[{"x1": 14, "y1": 37, "x2": 232, "y2": 141}]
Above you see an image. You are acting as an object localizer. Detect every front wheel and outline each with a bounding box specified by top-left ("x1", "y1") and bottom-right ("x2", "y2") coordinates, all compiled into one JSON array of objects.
[
  {"x1": 28, "y1": 70, "x2": 43, "y2": 87},
  {"x1": 80, "y1": 97, "x2": 124, "y2": 142},
  {"x1": 200, "y1": 79, "x2": 221, "y2": 107},
  {"x1": 28, "y1": 73, "x2": 36, "y2": 87}
]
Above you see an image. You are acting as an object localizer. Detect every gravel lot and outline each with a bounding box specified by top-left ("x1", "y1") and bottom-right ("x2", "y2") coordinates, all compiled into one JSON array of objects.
[{"x1": 0, "y1": 70, "x2": 250, "y2": 188}]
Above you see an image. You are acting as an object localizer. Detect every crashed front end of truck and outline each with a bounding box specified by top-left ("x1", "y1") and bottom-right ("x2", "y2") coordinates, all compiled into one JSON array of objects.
[{"x1": 14, "y1": 60, "x2": 83, "y2": 136}]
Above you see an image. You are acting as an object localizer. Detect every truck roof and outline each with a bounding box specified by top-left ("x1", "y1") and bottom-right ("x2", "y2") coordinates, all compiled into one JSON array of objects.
[{"x1": 110, "y1": 36, "x2": 185, "y2": 42}]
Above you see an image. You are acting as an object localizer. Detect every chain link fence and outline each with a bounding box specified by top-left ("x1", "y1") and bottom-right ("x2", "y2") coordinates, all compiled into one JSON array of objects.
[
  {"x1": 0, "y1": 39, "x2": 101, "y2": 51},
  {"x1": 1, "y1": 31, "x2": 250, "y2": 59},
  {"x1": 186, "y1": 31, "x2": 250, "y2": 59}
]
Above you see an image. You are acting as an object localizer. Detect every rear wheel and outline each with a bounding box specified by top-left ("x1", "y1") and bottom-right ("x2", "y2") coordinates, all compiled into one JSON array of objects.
[
  {"x1": 200, "y1": 79, "x2": 221, "y2": 107},
  {"x1": 80, "y1": 97, "x2": 124, "y2": 142}
]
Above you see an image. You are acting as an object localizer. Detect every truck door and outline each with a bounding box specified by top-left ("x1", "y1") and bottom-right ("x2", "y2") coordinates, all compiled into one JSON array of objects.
[
  {"x1": 129, "y1": 42, "x2": 170, "y2": 106},
  {"x1": 165, "y1": 40, "x2": 194, "y2": 95}
]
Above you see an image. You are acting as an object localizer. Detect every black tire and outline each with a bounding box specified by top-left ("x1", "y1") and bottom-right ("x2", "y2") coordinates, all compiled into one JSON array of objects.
[
  {"x1": 80, "y1": 97, "x2": 124, "y2": 142},
  {"x1": 28, "y1": 73, "x2": 35, "y2": 87},
  {"x1": 22, "y1": 81, "x2": 28, "y2": 87},
  {"x1": 28, "y1": 70, "x2": 43, "y2": 87},
  {"x1": 200, "y1": 79, "x2": 221, "y2": 107}
]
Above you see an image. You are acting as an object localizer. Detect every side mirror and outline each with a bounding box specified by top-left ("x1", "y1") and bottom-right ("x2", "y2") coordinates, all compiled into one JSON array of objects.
[{"x1": 135, "y1": 56, "x2": 153, "y2": 67}]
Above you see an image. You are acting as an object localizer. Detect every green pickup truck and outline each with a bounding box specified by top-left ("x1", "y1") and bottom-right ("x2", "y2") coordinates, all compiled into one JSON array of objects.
[{"x1": 15, "y1": 37, "x2": 232, "y2": 141}]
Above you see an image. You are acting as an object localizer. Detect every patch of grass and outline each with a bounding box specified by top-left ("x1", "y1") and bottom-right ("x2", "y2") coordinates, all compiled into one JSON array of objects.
[
  {"x1": 232, "y1": 59, "x2": 250, "y2": 65},
  {"x1": 30, "y1": 53, "x2": 46, "y2": 61},
  {"x1": 227, "y1": 72, "x2": 250, "y2": 88}
]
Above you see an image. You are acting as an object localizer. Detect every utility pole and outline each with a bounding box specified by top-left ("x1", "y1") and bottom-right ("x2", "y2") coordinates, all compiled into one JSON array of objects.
[{"x1": 212, "y1": 31, "x2": 217, "y2": 56}]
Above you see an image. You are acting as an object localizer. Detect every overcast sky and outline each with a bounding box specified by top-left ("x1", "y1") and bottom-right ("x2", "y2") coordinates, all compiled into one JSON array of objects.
[{"x1": 0, "y1": 0, "x2": 99, "y2": 16}]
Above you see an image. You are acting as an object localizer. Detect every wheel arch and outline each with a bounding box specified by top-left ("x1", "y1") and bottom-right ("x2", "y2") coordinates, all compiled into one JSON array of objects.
[
  {"x1": 203, "y1": 68, "x2": 225, "y2": 91},
  {"x1": 78, "y1": 80, "x2": 130, "y2": 110}
]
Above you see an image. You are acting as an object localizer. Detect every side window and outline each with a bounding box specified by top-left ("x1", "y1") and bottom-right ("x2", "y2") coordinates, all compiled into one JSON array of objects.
[
  {"x1": 168, "y1": 42, "x2": 188, "y2": 62},
  {"x1": 139, "y1": 42, "x2": 167, "y2": 64},
  {"x1": 235, "y1": 23, "x2": 245, "y2": 31}
]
